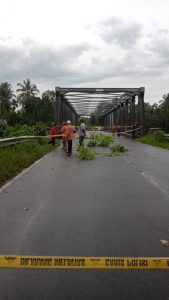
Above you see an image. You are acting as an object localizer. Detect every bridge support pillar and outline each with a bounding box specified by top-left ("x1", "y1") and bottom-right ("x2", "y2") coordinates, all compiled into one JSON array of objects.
[
  {"x1": 55, "y1": 87, "x2": 61, "y2": 127},
  {"x1": 125, "y1": 100, "x2": 129, "y2": 131},
  {"x1": 138, "y1": 88, "x2": 144, "y2": 134},
  {"x1": 114, "y1": 109, "x2": 117, "y2": 125},
  {"x1": 131, "y1": 96, "x2": 136, "y2": 127}
]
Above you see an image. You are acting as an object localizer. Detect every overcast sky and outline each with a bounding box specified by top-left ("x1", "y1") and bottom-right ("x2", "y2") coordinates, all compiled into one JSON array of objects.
[{"x1": 1, "y1": 0, "x2": 169, "y2": 103}]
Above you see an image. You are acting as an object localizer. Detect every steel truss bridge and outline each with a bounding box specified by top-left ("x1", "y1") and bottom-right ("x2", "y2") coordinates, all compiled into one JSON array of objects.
[{"x1": 55, "y1": 87, "x2": 145, "y2": 133}]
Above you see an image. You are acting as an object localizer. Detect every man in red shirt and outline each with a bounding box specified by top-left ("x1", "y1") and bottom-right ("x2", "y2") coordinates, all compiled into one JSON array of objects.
[
  {"x1": 49, "y1": 122, "x2": 58, "y2": 146},
  {"x1": 112, "y1": 124, "x2": 117, "y2": 133}
]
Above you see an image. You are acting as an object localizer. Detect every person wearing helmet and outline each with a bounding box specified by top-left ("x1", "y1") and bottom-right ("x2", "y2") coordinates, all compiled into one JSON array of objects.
[{"x1": 65, "y1": 120, "x2": 74, "y2": 156}]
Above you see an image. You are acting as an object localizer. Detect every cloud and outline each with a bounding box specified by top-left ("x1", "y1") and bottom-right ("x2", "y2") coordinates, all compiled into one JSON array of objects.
[
  {"x1": 1, "y1": 25, "x2": 169, "y2": 101},
  {"x1": 96, "y1": 16, "x2": 143, "y2": 48},
  {"x1": 0, "y1": 39, "x2": 92, "y2": 83},
  {"x1": 0, "y1": 37, "x2": 164, "y2": 88},
  {"x1": 148, "y1": 29, "x2": 169, "y2": 65}
]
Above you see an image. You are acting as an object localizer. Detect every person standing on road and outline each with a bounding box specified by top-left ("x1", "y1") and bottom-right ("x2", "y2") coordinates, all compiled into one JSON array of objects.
[
  {"x1": 61, "y1": 122, "x2": 67, "y2": 151},
  {"x1": 79, "y1": 119, "x2": 86, "y2": 146},
  {"x1": 71, "y1": 122, "x2": 76, "y2": 134},
  {"x1": 48, "y1": 122, "x2": 58, "y2": 146},
  {"x1": 112, "y1": 124, "x2": 117, "y2": 133},
  {"x1": 117, "y1": 124, "x2": 121, "y2": 137},
  {"x1": 65, "y1": 120, "x2": 74, "y2": 156}
]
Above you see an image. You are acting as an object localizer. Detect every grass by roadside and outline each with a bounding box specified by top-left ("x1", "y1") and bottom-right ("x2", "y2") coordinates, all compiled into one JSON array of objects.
[
  {"x1": 138, "y1": 131, "x2": 169, "y2": 150},
  {"x1": 0, "y1": 140, "x2": 60, "y2": 186}
]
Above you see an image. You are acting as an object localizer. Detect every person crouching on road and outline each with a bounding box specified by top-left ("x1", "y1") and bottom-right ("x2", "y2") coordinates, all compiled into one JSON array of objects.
[
  {"x1": 49, "y1": 122, "x2": 58, "y2": 146},
  {"x1": 65, "y1": 120, "x2": 74, "y2": 156},
  {"x1": 61, "y1": 122, "x2": 67, "y2": 151}
]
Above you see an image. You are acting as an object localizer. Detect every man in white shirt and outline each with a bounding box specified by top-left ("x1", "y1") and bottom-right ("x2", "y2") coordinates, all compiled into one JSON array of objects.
[{"x1": 79, "y1": 119, "x2": 86, "y2": 146}]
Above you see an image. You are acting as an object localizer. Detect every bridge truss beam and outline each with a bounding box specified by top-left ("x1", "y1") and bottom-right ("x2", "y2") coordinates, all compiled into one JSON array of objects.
[{"x1": 55, "y1": 87, "x2": 145, "y2": 133}]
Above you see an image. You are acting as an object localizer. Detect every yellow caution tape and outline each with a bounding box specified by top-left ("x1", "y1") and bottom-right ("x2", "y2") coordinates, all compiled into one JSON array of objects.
[
  {"x1": 0, "y1": 256, "x2": 169, "y2": 269},
  {"x1": 28, "y1": 127, "x2": 141, "y2": 139}
]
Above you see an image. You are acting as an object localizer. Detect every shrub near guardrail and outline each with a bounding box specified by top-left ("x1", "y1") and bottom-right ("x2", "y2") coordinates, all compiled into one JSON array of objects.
[{"x1": 0, "y1": 122, "x2": 47, "y2": 138}]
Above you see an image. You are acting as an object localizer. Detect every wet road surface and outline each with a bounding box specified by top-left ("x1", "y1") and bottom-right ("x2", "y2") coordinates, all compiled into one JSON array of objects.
[{"x1": 0, "y1": 135, "x2": 169, "y2": 300}]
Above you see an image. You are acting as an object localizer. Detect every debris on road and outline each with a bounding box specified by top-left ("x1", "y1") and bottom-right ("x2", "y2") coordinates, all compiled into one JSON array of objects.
[{"x1": 160, "y1": 240, "x2": 169, "y2": 246}]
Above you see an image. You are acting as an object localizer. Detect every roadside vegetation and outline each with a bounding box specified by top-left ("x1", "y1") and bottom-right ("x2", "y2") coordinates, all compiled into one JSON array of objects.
[
  {"x1": 80, "y1": 133, "x2": 127, "y2": 160},
  {"x1": 0, "y1": 140, "x2": 59, "y2": 186},
  {"x1": 110, "y1": 144, "x2": 128, "y2": 155},
  {"x1": 96, "y1": 134, "x2": 113, "y2": 147},
  {"x1": 89, "y1": 133, "x2": 113, "y2": 147},
  {"x1": 138, "y1": 131, "x2": 169, "y2": 150},
  {"x1": 0, "y1": 79, "x2": 55, "y2": 126},
  {"x1": 87, "y1": 139, "x2": 97, "y2": 147},
  {"x1": 79, "y1": 146, "x2": 96, "y2": 160},
  {"x1": 0, "y1": 122, "x2": 48, "y2": 138}
]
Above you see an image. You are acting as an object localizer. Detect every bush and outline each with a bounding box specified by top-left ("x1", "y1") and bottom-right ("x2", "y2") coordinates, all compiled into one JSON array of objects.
[
  {"x1": 89, "y1": 133, "x2": 113, "y2": 147},
  {"x1": 87, "y1": 140, "x2": 97, "y2": 147},
  {"x1": 0, "y1": 125, "x2": 5, "y2": 137},
  {"x1": 79, "y1": 146, "x2": 96, "y2": 160},
  {"x1": 33, "y1": 122, "x2": 47, "y2": 136},
  {"x1": 152, "y1": 130, "x2": 166, "y2": 142},
  {"x1": 89, "y1": 133, "x2": 96, "y2": 139},
  {"x1": 96, "y1": 134, "x2": 113, "y2": 147},
  {"x1": 111, "y1": 144, "x2": 128, "y2": 155},
  {"x1": 37, "y1": 137, "x2": 48, "y2": 145},
  {"x1": 0, "y1": 123, "x2": 48, "y2": 138}
]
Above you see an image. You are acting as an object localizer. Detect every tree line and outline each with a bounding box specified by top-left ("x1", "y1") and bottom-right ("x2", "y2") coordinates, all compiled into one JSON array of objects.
[
  {"x1": 0, "y1": 78, "x2": 169, "y2": 132},
  {"x1": 0, "y1": 79, "x2": 55, "y2": 125},
  {"x1": 144, "y1": 98, "x2": 169, "y2": 132}
]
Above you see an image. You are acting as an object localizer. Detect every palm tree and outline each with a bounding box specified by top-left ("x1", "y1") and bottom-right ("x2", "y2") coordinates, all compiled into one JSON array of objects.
[
  {"x1": 17, "y1": 78, "x2": 40, "y2": 106},
  {"x1": 17, "y1": 78, "x2": 40, "y2": 124},
  {"x1": 0, "y1": 82, "x2": 15, "y2": 120}
]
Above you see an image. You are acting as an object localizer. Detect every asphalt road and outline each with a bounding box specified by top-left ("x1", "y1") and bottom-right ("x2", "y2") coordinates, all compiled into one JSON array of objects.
[{"x1": 0, "y1": 135, "x2": 169, "y2": 300}]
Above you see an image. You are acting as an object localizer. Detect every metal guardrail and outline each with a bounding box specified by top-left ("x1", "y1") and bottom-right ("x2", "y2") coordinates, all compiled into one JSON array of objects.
[{"x1": 0, "y1": 136, "x2": 40, "y2": 147}]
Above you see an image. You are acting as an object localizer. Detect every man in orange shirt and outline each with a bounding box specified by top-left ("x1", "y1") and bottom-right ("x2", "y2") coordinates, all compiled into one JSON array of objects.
[
  {"x1": 65, "y1": 120, "x2": 74, "y2": 156},
  {"x1": 61, "y1": 122, "x2": 67, "y2": 151}
]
